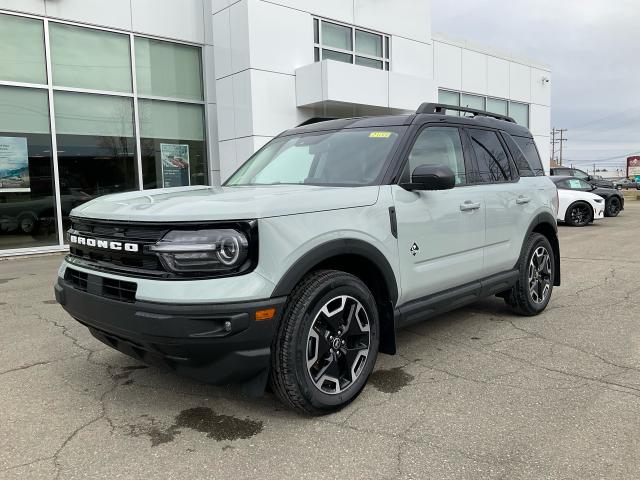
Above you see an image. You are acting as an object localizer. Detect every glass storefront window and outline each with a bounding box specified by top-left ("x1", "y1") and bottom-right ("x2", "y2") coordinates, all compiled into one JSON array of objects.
[
  {"x1": 50, "y1": 23, "x2": 132, "y2": 93},
  {"x1": 135, "y1": 37, "x2": 203, "y2": 101},
  {"x1": 54, "y1": 91, "x2": 137, "y2": 230},
  {"x1": 0, "y1": 14, "x2": 46, "y2": 85},
  {"x1": 0, "y1": 14, "x2": 210, "y2": 255},
  {"x1": 139, "y1": 99, "x2": 207, "y2": 189},
  {"x1": 509, "y1": 102, "x2": 530, "y2": 127},
  {"x1": 0, "y1": 86, "x2": 58, "y2": 249},
  {"x1": 438, "y1": 90, "x2": 460, "y2": 116},
  {"x1": 487, "y1": 98, "x2": 508, "y2": 116},
  {"x1": 138, "y1": 99, "x2": 208, "y2": 189},
  {"x1": 461, "y1": 93, "x2": 485, "y2": 112}
]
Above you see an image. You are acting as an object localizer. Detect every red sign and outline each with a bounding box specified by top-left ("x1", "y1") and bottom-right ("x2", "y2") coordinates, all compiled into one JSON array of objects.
[{"x1": 628, "y1": 156, "x2": 640, "y2": 178}]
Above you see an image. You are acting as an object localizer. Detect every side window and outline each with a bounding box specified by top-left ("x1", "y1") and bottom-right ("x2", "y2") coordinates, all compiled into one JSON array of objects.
[
  {"x1": 468, "y1": 128, "x2": 514, "y2": 182},
  {"x1": 572, "y1": 169, "x2": 589, "y2": 180},
  {"x1": 566, "y1": 178, "x2": 592, "y2": 190},
  {"x1": 512, "y1": 136, "x2": 545, "y2": 176},
  {"x1": 502, "y1": 133, "x2": 534, "y2": 177},
  {"x1": 401, "y1": 127, "x2": 467, "y2": 185}
]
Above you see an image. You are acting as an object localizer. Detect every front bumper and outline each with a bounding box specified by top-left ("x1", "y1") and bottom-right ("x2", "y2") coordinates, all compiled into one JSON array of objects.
[
  {"x1": 593, "y1": 204, "x2": 605, "y2": 220},
  {"x1": 54, "y1": 276, "x2": 286, "y2": 386}
]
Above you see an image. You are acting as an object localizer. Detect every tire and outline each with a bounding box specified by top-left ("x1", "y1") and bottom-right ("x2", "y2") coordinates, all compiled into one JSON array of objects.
[
  {"x1": 565, "y1": 201, "x2": 593, "y2": 226},
  {"x1": 505, "y1": 233, "x2": 555, "y2": 316},
  {"x1": 18, "y1": 213, "x2": 38, "y2": 234},
  {"x1": 270, "y1": 270, "x2": 379, "y2": 415},
  {"x1": 605, "y1": 197, "x2": 621, "y2": 217}
]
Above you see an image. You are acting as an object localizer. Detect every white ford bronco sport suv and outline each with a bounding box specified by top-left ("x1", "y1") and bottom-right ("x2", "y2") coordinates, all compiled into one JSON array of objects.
[{"x1": 55, "y1": 103, "x2": 560, "y2": 415}]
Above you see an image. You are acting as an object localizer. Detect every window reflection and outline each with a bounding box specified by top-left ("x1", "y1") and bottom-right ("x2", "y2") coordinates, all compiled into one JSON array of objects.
[
  {"x1": 0, "y1": 87, "x2": 58, "y2": 249},
  {"x1": 54, "y1": 91, "x2": 137, "y2": 231}
]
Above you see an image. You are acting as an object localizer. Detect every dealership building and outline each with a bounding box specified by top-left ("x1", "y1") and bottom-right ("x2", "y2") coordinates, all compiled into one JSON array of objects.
[{"x1": 0, "y1": 0, "x2": 551, "y2": 256}]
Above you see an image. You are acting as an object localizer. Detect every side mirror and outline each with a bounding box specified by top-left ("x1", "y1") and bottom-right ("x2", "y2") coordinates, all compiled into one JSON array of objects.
[{"x1": 401, "y1": 164, "x2": 456, "y2": 191}]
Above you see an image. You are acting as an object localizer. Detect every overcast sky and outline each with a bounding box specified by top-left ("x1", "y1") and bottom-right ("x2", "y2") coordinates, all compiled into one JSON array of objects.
[{"x1": 431, "y1": 0, "x2": 640, "y2": 173}]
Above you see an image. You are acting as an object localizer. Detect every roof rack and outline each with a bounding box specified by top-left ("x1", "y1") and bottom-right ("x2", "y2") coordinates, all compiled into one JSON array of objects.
[{"x1": 416, "y1": 102, "x2": 516, "y2": 123}]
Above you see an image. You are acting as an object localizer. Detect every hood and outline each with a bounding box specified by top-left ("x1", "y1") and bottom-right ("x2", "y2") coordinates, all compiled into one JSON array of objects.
[
  {"x1": 70, "y1": 185, "x2": 380, "y2": 222},
  {"x1": 558, "y1": 189, "x2": 603, "y2": 203}
]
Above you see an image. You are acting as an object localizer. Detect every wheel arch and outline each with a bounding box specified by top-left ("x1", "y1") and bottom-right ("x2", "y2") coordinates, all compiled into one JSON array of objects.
[
  {"x1": 524, "y1": 212, "x2": 561, "y2": 286},
  {"x1": 271, "y1": 239, "x2": 398, "y2": 355}
]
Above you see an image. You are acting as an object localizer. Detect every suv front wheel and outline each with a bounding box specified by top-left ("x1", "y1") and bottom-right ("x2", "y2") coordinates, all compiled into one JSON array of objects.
[
  {"x1": 270, "y1": 270, "x2": 379, "y2": 415},
  {"x1": 505, "y1": 233, "x2": 555, "y2": 316}
]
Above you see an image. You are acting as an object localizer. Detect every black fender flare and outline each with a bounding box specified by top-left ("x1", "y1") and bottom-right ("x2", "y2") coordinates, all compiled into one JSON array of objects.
[
  {"x1": 271, "y1": 238, "x2": 399, "y2": 304},
  {"x1": 521, "y1": 212, "x2": 561, "y2": 286}
]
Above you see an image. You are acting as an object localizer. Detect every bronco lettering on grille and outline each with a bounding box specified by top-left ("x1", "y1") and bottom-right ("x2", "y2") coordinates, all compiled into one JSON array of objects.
[{"x1": 69, "y1": 235, "x2": 139, "y2": 253}]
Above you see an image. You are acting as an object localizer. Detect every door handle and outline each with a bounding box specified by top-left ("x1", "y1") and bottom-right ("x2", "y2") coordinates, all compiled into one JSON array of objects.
[
  {"x1": 460, "y1": 201, "x2": 481, "y2": 211},
  {"x1": 516, "y1": 196, "x2": 531, "y2": 205}
]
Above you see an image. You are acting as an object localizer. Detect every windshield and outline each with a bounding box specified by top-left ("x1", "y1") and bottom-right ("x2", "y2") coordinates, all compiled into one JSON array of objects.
[{"x1": 225, "y1": 127, "x2": 405, "y2": 187}]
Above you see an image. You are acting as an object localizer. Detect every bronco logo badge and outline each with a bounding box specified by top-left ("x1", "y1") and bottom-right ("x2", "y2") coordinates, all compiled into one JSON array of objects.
[{"x1": 69, "y1": 235, "x2": 139, "y2": 252}]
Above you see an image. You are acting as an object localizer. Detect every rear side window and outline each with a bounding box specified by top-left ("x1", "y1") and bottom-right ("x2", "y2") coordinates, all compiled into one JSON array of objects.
[
  {"x1": 467, "y1": 128, "x2": 514, "y2": 182},
  {"x1": 502, "y1": 133, "x2": 535, "y2": 177},
  {"x1": 512, "y1": 136, "x2": 545, "y2": 176}
]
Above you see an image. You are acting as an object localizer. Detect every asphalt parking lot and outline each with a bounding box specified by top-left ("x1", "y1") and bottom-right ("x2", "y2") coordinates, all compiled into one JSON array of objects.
[{"x1": 2, "y1": 203, "x2": 640, "y2": 480}]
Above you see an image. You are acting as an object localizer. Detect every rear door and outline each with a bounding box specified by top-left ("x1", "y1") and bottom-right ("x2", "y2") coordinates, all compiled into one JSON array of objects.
[
  {"x1": 464, "y1": 128, "x2": 534, "y2": 276},
  {"x1": 392, "y1": 125, "x2": 485, "y2": 303}
]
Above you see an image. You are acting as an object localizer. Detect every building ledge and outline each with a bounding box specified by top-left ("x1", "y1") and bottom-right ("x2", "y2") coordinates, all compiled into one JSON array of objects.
[{"x1": 295, "y1": 60, "x2": 437, "y2": 112}]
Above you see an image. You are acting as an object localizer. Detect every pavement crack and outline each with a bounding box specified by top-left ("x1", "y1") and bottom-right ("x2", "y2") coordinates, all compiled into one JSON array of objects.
[{"x1": 508, "y1": 320, "x2": 640, "y2": 374}]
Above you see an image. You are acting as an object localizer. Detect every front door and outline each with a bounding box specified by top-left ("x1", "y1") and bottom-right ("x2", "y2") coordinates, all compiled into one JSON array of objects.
[{"x1": 392, "y1": 126, "x2": 485, "y2": 305}]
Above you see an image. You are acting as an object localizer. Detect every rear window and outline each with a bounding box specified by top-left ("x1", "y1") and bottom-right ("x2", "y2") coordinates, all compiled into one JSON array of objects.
[{"x1": 511, "y1": 135, "x2": 545, "y2": 176}]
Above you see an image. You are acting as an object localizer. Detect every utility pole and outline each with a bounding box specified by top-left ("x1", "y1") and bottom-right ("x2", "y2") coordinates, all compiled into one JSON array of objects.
[
  {"x1": 550, "y1": 128, "x2": 556, "y2": 165},
  {"x1": 556, "y1": 129, "x2": 567, "y2": 166}
]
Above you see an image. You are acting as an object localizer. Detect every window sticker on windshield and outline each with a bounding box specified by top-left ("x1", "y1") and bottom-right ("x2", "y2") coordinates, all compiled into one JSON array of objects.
[
  {"x1": 369, "y1": 132, "x2": 392, "y2": 138},
  {"x1": 568, "y1": 179, "x2": 582, "y2": 189}
]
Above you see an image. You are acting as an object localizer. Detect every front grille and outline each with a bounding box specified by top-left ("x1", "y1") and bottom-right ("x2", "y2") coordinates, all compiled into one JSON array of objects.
[
  {"x1": 66, "y1": 217, "x2": 259, "y2": 280},
  {"x1": 67, "y1": 218, "x2": 169, "y2": 277},
  {"x1": 65, "y1": 267, "x2": 137, "y2": 302}
]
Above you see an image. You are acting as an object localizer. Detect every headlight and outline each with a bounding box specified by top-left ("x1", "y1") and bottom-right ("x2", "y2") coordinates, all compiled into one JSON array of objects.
[
  {"x1": 150, "y1": 229, "x2": 250, "y2": 274},
  {"x1": 593, "y1": 198, "x2": 604, "y2": 203}
]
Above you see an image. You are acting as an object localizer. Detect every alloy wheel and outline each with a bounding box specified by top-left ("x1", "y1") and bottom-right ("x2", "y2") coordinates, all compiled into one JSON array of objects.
[
  {"x1": 570, "y1": 204, "x2": 591, "y2": 225},
  {"x1": 306, "y1": 295, "x2": 370, "y2": 395},
  {"x1": 528, "y1": 246, "x2": 552, "y2": 304},
  {"x1": 608, "y1": 198, "x2": 621, "y2": 216}
]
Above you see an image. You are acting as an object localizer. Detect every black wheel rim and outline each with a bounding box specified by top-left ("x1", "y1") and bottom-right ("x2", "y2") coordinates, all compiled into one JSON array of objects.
[
  {"x1": 570, "y1": 204, "x2": 590, "y2": 225},
  {"x1": 528, "y1": 246, "x2": 552, "y2": 304},
  {"x1": 306, "y1": 295, "x2": 370, "y2": 395},
  {"x1": 609, "y1": 198, "x2": 620, "y2": 215}
]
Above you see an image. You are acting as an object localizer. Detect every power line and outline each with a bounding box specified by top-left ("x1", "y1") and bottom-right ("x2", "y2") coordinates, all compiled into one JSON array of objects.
[{"x1": 563, "y1": 149, "x2": 640, "y2": 163}]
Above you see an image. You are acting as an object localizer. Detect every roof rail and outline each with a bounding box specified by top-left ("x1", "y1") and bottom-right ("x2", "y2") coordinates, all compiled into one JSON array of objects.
[{"x1": 416, "y1": 103, "x2": 516, "y2": 123}]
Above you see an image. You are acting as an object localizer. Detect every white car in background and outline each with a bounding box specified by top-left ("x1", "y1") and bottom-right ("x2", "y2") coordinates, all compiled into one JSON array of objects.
[{"x1": 556, "y1": 187, "x2": 605, "y2": 226}]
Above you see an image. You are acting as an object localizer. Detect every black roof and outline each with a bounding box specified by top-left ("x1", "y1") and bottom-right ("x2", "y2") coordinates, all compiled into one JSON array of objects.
[{"x1": 280, "y1": 105, "x2": 532, "y2": 138}]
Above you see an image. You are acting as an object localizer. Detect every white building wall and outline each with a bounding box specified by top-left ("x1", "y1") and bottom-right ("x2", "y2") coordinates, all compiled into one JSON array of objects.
[
  {"x1": 433, "y1": 34, "x2": 552, "y2": 172},
  {"x1": 214, "y1": 0, "x2": 439, "y2": 180}
]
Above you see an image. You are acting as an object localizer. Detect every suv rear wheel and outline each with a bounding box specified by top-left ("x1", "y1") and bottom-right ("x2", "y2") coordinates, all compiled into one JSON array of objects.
[
  {"x1": 270, "y1": 270, "x2": 379, "y2": 415},
  {"x1": 505, "y1": 233, "x2": 555, "y2": 316}
]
